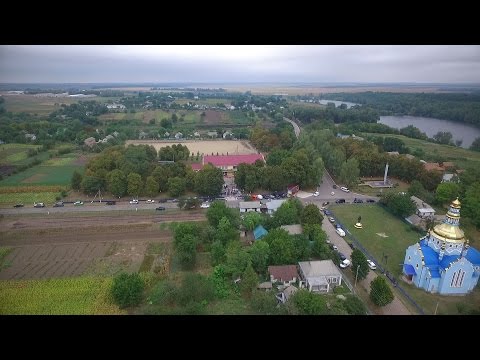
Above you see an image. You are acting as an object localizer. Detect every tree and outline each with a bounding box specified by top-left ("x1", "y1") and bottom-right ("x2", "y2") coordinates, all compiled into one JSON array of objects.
[
  {"x1": 195, "y1": 164, "x2": 223, "y2": 196},
  {"x1": 380, "y1": 192, "x2": 416, "y2": 217},
  {"x1": 273, "y1": 199, "x2": 302, "y2": 227},
  {"x1": 351, "y1": 249, "x2": 369, "y2": 282},
  {"x1": 339, "y1": 157, "x2": 360, "y2": 188},
  {"x1": 215, "y1": 217, "x2": 239, "y2": 245},
  {"x1": 311, "y1": 157, "x2": 325, "y2": 186},
  {"x1": 168, "y1": 177, "x2": 186, "y2": 197},
  {"x1": 127, "y1": 172, "x2": 142, "y2": 197},
  {"x1": 435, "y1": 182, "x2": 461, "y2": 205},
  {"x1": 242, "y1": 211, "x2": 263, "y2": 231},
  {"x1": 71, "y1": 170, "x2": 83, "y2": 190},
  {"x1": 81, "y1": 175, "x2": 106, "y2": 195},
  {"x1": 264, "y1": 228, "x2": 296, "y2": 265},
  {"x1": 111, "y1": 272, "x2": 144, "y2": 308},
  {"x1": 224, "y1": 241, "x2": 251, "y2": 278},
  {"x1": 177, "y1": 273, "x2": 215, "y2": 307},
  {"x1": 462, "y1": 182, "x2": 480, "y2": 228},
  {"x1": 250, "y1": 290, "x2": 278, "y2": 315},
  {"x1": 173, "y1": 223, "x2": 198, "y2": 268},
  {"x1": 145, "y1": 176, "x2": 159, "y2": 197},
  {"x1": 248, "y1": 240, "x2": 270, "y2": 274},
  {"x1": 240, "y1": 263, "x2": 258, "y2": 299},
  {"x1": 107, "y1": 169, "x2": 127, "y2": 197},
  {"x1": 343, "y1": 295, "x2": 367, "y2": 315},
  {"x1": 370, "y1": 276, "x2": 394, "y2": 307},
  {"x1": 206, "y1": 200, "x2": 240, "y2": 228},
  {"x1": 301, "y1": 203, "x2": 323, "y2": 226},
  {"x1": 290, "y1": 289, "x2": 328, "y2": 315},
  {"x1": 433, "y1": 131, "x2": 453, "y2": 145},
  {"x1": 210, "y1": 241, "x2": 226, "y2": 266},
  {"x1": 470, "y1": 137, "x2": 480, "y2": 152}
]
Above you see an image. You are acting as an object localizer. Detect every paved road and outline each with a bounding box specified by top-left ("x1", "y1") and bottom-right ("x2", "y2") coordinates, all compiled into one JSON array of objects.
[
  {"x1": 322, "y1": 214, "x2": 411, "y2": 315},
  {"x1": 284, "y1": 117, "x2": 301, "y2": 138}
]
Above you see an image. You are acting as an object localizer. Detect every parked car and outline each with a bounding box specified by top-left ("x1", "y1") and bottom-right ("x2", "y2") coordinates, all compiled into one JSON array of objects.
[
  {"x1": 340, "y1": 259, "x2": 351, "y2": 268},
  {"x1": 349, "y1": 242, "x2": 355, "y2": 249},
  {"x1": 13, "y1": 203, "x2": 24, "y2": 208},
  {"x1": 146, "y1": 199, "x2": 155, "y2": 204},
  {"x1": 335, "y1": 199, "x2": 346, "y2": 204},
  {"x1": 106, "y1": 201, "x2": 116, "y2": 205},
  {"x1": 340, "y1": 186, "x2": 350, "y2": 193},
  {"x1": 33, "y1": 202, "x2": 45, "y2": 208},
  {"x1": 335, "y1": 228, "x2": 346, "y2": 237},
  {"x1": 328, "y1": 217, "x2": 335, "y2": 223},
  {"x1": 333, "y1": 184, "x2": 337, "y2": 189},
  {"x1": 323, "y1": 209, "x2": 332, "y2": 216},
  {"x1": 332, "y1": 245, "x2": 338, "y2": 251},
  {"x1": 367, "y1": 260, "x2": 377, "y2": 270},
  {"x1": 322, "y1": 201, "x2": 329, "y2": 206},
  {"x1": 200, "y1": 203, "x2": 210, "y2": 209},
  {"x1": 53, "y1": 202, "x2": 64, "y2": 207},
  {"x1": 366, "y1": 199, "x2": 375, "y2": 203},
  {"x1": 74, "y1": 201, "x2": 84, "y2": 206},
  {"x1": 313, "y1": 191, "x2": 319, "y2": 197},
  {"x1": 338, "y1": 253, "x2": 347, "y2": 261},
  {"x1": 129, "y1": 199, "x2": 139, "y2": 204},
  {"x1": 353, "y1": 198, "x2": 364, "y2": 203},
  {"x1": 155, "y1": 206, "x2": 166, "y2": 211}
]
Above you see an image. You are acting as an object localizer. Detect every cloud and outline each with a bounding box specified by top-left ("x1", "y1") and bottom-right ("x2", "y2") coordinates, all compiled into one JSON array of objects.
[{"x1": 1, "y1": 45, "x2": 479, "y2": 83}]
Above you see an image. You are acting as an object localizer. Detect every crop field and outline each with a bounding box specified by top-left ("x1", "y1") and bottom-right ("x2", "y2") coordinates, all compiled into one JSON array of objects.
[
  {"x1": 0, "y1": 277, "x2": 125, "y2": 314},
  {"x1": 0, "y1": 192, "x2": 59, "y2": 205},
  {"x1": 0, "y1": 144, "x2": 42, "y2": 164},
  {"x1": 125, "y1": 139, "x2": 258, "y2": 155},
  {"x1": 0, "y1": 165, "x2": 81, "y2": 186}
]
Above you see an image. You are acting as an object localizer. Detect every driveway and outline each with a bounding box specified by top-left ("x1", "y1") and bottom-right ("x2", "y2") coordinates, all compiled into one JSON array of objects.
[{"x1": 322, "y1": 215, "x2": 411, "y2": 315}]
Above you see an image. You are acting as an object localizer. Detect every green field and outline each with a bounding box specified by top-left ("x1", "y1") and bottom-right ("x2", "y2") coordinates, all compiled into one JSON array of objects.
[
  {"x1": 0, "y1": 165, "x2": 82, "y2": 187},
  {"x1": 0, "y1": 192, "x2": 59, "y2": 205},
  {"x1": 363, "y1": 133, "x2": 480, "y2": 169},
  {"x1": 0, "y1": 277, "x2": 125, "y2": 315},
  {"x1": 0, "y1": 144, "x2": 42, "y2": 165},
  {"x1": 330, "y1": 204, "x2": 480, "y2": 315},
  {"x1": 3, "y1": 95, "x2": 122, "y2": 115}
]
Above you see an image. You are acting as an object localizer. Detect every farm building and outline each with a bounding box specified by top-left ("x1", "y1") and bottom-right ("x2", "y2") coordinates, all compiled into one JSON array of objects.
[{"x1": 201, "y1": 154, "x2": 265, "y2": 176}]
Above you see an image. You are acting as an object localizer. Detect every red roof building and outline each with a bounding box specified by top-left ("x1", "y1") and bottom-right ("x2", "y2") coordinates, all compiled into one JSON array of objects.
[{"x1": 268, "y1": 265, "x2": 299, "y2": 285}]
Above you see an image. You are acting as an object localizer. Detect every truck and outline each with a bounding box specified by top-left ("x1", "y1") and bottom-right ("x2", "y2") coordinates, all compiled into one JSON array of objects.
[{"x1": 287, "y1": 184, "x2": 299, "y2": 197}]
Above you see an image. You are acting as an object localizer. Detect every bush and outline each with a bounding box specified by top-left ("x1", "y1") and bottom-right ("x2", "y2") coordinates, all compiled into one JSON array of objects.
[
  {"x1": 177, "y1": 273, "x2": 215, "y2": 306},
  {"x1": 148, "y1": 280, "x2": 177, "y2": 306},
  {"x1": 111, "y1": 272, "x2": 145, "y2": 308}
]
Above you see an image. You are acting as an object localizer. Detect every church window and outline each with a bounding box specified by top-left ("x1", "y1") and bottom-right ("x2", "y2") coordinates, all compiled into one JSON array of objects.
[
  {"x1": 416, "y1": 263, "x2": 419, "y2": 269},
  {"x1": 408, "y1": 256, "x2": 411, "y2": 261},
  {"x1": 450, "y1": 271, "x2": 458, "y2": 287},
  {"x1": 456, "y1": 271, "x2": 465, "y2": 287}
]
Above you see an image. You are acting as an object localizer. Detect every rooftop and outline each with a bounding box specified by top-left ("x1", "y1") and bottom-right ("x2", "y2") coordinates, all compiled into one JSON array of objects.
[
  {"x1": 268, "y1": 265, "x2": 299, "y2": 283},
  {"x1": 298, "y1": 260, "x2": 342, "y2": 278},
  {"x1": 239, "y1": 201, "x2": 262, "y2": 209}
]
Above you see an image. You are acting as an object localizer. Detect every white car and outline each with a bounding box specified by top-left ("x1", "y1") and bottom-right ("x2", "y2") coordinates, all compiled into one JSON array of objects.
[
  {"x1": 129, "y1": 199, "x2": 139, "y2": 204},
  {"x1": 332, "y1": 245, "x2": 338, "y2": 251},
  {"x1": 340, "y1": 186, "x2": 350, "y2": 193},
  {"x1": 340, "y1": 259, "x2": 351, "y2": 268},
  {"x1": 146, "y1": 199, "x2": 155, "y2": 203},
  {"x1": 331, "y1": 191, "x2": 335, "y2": 196},
  {"x1": 200, "y1": 203, "x2": 210, "y2": 209},
  {"x1": 313, "y1": 191, "x2": 319, "y2": 197},
  {"x1": 335, "y1": 228, "x2": 346, "y2": 237},
  {"x1": 367, "y1": 260, "x2": 377, "y2": 270}
]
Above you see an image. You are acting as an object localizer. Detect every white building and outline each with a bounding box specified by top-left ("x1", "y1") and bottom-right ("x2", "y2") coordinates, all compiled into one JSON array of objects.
[{"x1": 298, "y1": 260, "x2": 343, "y2": 293}]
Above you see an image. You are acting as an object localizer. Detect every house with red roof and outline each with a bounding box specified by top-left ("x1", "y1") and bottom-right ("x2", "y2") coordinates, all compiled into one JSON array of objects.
[{"x1": 191, "y1": 153, "x2": 265, "y2": 176}]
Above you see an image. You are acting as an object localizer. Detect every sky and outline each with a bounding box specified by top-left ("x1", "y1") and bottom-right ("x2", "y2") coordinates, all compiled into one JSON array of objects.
[{"x1": 1, "y1": 45, "x2": 479, "y2": 84}]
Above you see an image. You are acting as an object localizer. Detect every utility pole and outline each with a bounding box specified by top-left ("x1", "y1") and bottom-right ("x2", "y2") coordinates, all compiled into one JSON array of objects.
[
  {"x1": 434, "y1": 301, "x2": 439, "y2": 315},
  {"x1": 354, "y1": 264, "x2": 360, "y2": 288}
]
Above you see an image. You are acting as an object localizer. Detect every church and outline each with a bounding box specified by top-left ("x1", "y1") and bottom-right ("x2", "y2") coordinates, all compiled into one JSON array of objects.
[{"x1": 403, "y1": 198, "x2": 480, "y2": 295}]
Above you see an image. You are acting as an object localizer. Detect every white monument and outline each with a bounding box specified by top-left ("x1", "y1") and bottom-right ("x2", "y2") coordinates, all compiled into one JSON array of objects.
[{"x1": 384, "y1": 163, "x2": 389, "y2": 185}]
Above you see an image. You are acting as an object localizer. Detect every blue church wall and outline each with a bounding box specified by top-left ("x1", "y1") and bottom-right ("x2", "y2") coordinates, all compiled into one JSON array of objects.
[
  {"x1": 404, "y1": 245, "x2": 423, "y2": 287},
  {"x1": 438, "y1": 259, "x2": 475, "y2": 295}
]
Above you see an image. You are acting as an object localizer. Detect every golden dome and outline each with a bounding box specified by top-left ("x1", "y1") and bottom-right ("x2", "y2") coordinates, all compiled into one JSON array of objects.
[
  {"x1": 431, "y1": 223, "x2": 465, "y2": 243},
  {"x1": 451, "y1": 197, "x2": 461, "y2": 208}
]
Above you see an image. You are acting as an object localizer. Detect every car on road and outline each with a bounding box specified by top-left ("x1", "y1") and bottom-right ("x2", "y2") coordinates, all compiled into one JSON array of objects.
[
  {"x1": 74, "y1": 201, "x2": 84, "y2": 206},
  {"x1": 328, "y1": 216, "x2": 335, "y2": 223},
  {"x1": 335, "y1": 228, "x2": 346, "y2": 237},
  {"x1": 332, "y1": 245, "x2": 338, "y2": 251},
  {"x1": 340, "y1": 186, "x2": 350, "y2": 193},
  {"x1": 322, "y1": 201, "x2": 329, "y2": 206},
  {"x1": 53, "y1": 202, "x2": 64, "y2": 207},
  {"x1": 340, "y1": 259, "x2": 351, "y2": 268},
  {"x1": 129, "y1": 199, "x2": 139, "y2": 204},
  {"x1": 338, "y1": 253, "x2": 347, "y2": 261},
  {"x1": 146, "y1": 199, "x2": 155, "y2": 203},
  {"x1": 366, "y1": 199, "x2": 375, "y2": 203},
  {"x1": 335, "y1": 199, "x2": 346, "y2": 204},
  {"x1": 106, "y1": 201, "x2": 116, "y2": 205},
  {"x1": 13, "y1": 203, "x2": 24, "y2": 208},
  {"x1": 313, "y1": 191, "x2": 319, "y2": 197},
  {"x1": 200, "y1": 203, "x2": 210, "y2": 209},
  {"x1": 353, "y1": 198, "x2": 364, "y2": 203},
  {"x1": 367, "y1": 260, "x2": 377, "y2": 270},
  {"x1": 323, "y1": 209, "x2": 332, "y2": 216},
  {"x1": 155, "y1": 206, "x2": 166, "y2": 211},
  {"x1": 333, "y1": 184, "x2": 337, "y2": 189},
  {"x1": 33, "y1": 202, "x2": 45, "y2": 208}
]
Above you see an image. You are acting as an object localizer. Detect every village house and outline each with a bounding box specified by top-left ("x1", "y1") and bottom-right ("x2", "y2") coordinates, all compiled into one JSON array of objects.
[
  {"x1": 268, "y1": 265, "x2": 299, "y2": 286},
  {"x1": 298, "y1": 260, "x2": 343, "y2": 293},
  {"x1": 411, "y1": 195, "x2": 436, "y2": 219}
]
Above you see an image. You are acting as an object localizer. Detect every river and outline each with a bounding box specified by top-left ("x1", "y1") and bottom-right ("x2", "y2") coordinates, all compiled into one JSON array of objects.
[{"x1": 378, "y1": 115, "x2": 480, "y2": 149}]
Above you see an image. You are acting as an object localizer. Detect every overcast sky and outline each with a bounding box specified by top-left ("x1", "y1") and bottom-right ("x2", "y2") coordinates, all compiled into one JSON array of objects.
[{"x1": 1, "y1": 45, "x2": 479, "y2": 83}]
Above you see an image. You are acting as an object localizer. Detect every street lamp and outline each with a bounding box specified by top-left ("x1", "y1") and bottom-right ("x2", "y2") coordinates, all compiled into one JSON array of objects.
[{"x1": 354, "y1": 264, "x2": 360, "y2": 288}]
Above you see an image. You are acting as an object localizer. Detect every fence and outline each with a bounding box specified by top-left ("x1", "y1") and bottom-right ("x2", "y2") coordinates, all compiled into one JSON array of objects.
[{"x1": 329, "y1": 206, "x2": 426, "y2": 315}]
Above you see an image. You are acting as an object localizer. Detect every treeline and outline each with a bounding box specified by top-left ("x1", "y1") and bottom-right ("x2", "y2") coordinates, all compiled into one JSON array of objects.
[
  {"x1": 76, "y1": 144, "x2": 224, "y2": 198},
  {"x1": 291, "y1": 104, "x2": 379, "y2": 124},
  {"x1": 322, "y1": 92, "x2": 480, "y2": 127},
  {"x1": 249, "y1": 122, "x2": 296, "y2": 152}
]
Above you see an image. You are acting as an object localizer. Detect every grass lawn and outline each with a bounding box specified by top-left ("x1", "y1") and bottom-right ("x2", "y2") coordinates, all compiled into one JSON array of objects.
[
  {"x1": 331, "y1": 203, "x2": 480, "y2": 315},
  {"x1": 362, "y1": 133, "x2": 480, "y2": 170},
  {"x1": 0, "y1": 165, "x2": 83, "y2": 187},
  {"x1": 0, "y1": 192, "x2": 59, "y2": 205},
  {"x1": 0, "y1": 276, "x2": 125, "y2": 315},
  {"x1": 0, "y1": 144, "x2": 42, "y2": 165}
]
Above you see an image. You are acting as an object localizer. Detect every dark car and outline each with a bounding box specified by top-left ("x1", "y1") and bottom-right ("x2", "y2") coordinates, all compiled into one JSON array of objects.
[
  {"x1": 13, "y1": 203, "x2": 24, "y2": 208},
  {"x1": 366, "y1": 199, "x2": 375, "y2": 203},
  {"x1": 333, "y1": 184, "x2": 337, "y2": 189},
  {"x1": 53, "y1": 202, "x2": 64, "y2": 207},
  {"x1": 155, "y1": 206, "x2": 166, "y2": 211},
  {"x1": 349, "y1": 242, "x2": 355, "y2": 249},
  {"x1": 338, "y1": 253, "x2": 347, "y2": 261},
  {"x1": 106, "y1": 201, "x2": 116, "y2": 205},
  {"x1": 353, "y1": 198, "x2": 364, "y2": 203},
  {"x1": 323, "y1": 209, "x2": 332, "y2": 216},
  {"x1": 322, "y1": 201, "x2": 329, "y2": 206},
  {"x1": 335, "y1": 199, "x2": 346, "y2": 204}
]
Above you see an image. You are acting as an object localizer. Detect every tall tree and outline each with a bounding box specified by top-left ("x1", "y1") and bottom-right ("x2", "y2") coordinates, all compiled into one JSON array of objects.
[
  {"x1": 242, "y1": 211, "x2": 263, "y2": 231},
  {"x1": 435, "y1": 182, "x2": 461, "y2": 205},
  {"x1": 301, "y1": 204, "x2": 323, "y2": 226},
  {"x1": 71, "y1": 170, "x2": 83, "y2": 191},
  {"x1": 462, "y1": 182, "x2": 480, "y2": 228},
  {"x1": 370, "y1": 276, "x2": 394, "y2": 307},
  {"x1": 470, "y1": 137, "x2": 480, "y2": 152},
  {"x1": 127, "y1": 172, "x2": 143, "y2": 197},
  {"x1": 173, "y1": 223, "x2": 198, "y2": 268},
  {"x1": 206, "y1": 201, "x2": 240, "y2": 228},
  {"x1": 168, "y1": 177, "x2": 186, "y2": 197},
  {"x1": 215, "y1": 217, "x2": 239, "y2": 245},
  {"x1": 339, "y1": 157, "x2": 360, "y2": 188},
  {"x1": 240, "y1": 263, "x2": 258, "y2": 299},
  {"x1": 248, "y1": 240, "x2": 270, "y2": 274},
  {"x1": 351, "y1": 249, "x2": 369, "y2": 282},
  {"x1": 107, "y1": 169, "x2": 127, "y2": 197},
  {"x1": 145, "y1": 175, "x2": 159, "y2": 197},
  {"x1": 290, "y1": 289, "x2": 328, "y2": 315},
  {"x1": 195, "y1": 164, "x2": 223, "y2": 196}
]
